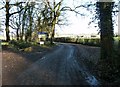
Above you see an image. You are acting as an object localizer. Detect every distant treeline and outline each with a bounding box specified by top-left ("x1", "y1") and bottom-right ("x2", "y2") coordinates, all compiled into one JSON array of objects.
[{"x1": 54, "y1": 37, "x2": 101, "y2": 47}]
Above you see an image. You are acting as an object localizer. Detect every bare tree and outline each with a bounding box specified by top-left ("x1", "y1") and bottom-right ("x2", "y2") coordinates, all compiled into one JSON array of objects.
[
  {"x1": 25, "y1": 2, "x2": 35, "y2": 42},
  {"x1": 10, "y1": 2, "x2": 23, "y2": 41},
  {"x1": 4, "y1": 0, "x2": 25, "y2": 41},
  {"x1": 41, "y1": 0, "x2": 64, "y2": 44}
]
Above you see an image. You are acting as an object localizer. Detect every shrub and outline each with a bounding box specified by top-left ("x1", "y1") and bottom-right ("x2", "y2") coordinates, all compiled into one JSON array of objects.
[
  {"x1": 79, "y1": 39, "x2": 84, "y2": 44},
  {"x1": 83, "y1": 39, "x2": 89, "y2": 44},
  {"x1": 54, "y1": 37, "x2": 100, "y2": 47},
  {"x1": 24, "y1": 47, "x2": 33, "y2": 52},
  {"x1": 9, "y1": 40, "x2": 31, "y2": 49}
]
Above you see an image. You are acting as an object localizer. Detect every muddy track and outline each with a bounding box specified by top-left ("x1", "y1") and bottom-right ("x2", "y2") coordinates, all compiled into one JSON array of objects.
[{"x1": 16, "y1": 44, "x2": 99, "y2": 86}]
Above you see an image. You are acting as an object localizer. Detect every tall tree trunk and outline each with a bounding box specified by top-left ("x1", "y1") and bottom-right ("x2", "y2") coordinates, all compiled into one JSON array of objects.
[
  {"x1": 26, "y1": 3, "x2": 34, "y2": 42},
  {"x1": 16, "y1": 28, "x2": 19, "y2": 40},
  {"x1": 21, "y1": 11, "x2": 26, "y2": 41},
  {"x1": 50, "y1": 18, "x2": 56, "y2": 44},
  {"x1": 20, "y1": 5, "x2": 28, "y2": 41},
  {"x1": 16, "y1": 7, "x2": 21, "y2": 41},
  {"x1": 28, "y1": 12, "x2": 33, "y2": 42},
  {"x1": 5, "y1": 1, "x2": 10, "y2": 41},
  {"x1": 50, "y1": 0, "x2": 61, "y2": 44},
  {"x1": 21, "y1": 21, "x2": 24, "y2": 41},
  {"x1": 97, "y1": 2, "x2": 114, "y2": 60}
]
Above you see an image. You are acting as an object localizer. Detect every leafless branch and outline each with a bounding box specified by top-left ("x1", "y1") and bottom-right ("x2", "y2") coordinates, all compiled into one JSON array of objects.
[
  {"x1": 54, "y1": 0, "x2": 63, "y2": 9},
  {"x1": 9, "y1": 24, "x2": 17, "y2": 30},
  {"x1": 74, "y1": 5, "x2": 87, "y2": 10},
  {"x1": 9, "y1": 7, "x2": 24, "y2": 17},
  {"x1": 45, "y1": 0, "x2": 52, "y2": 10},
  {"x1": 60, "y1": 6, "x2": 85, "y2": 16},
  {"x1": 9, "y1": 2, "x2": 25, "y2": 6},
  {"x1": 0, "y1": 6, "x2": 5, "y2": 10}
]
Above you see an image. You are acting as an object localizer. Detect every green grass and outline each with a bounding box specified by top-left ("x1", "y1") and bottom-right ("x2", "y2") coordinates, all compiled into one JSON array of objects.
[
  {"x1": 1, "y1": 40, "x2": 57, "y2": 52},
  {"x1": 1, "y1": 42, "x2": 9, "y2": 45},
  {"x1": 72, "y1": 38, "x2": 101, "y2": 47},
  {"x1": 42, "y1": 41, "x2": 56, "y2": 48}
]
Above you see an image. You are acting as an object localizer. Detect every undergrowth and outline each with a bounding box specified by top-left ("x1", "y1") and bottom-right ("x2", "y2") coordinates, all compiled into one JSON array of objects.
[{"x1": 95, "y1": 48, "x2": 120, "y2": 85}]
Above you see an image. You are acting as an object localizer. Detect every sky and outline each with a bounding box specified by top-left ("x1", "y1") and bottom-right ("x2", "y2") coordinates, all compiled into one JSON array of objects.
[
  {"x1": 0, "y1": 0, "x2": 119, "y2": 37},
  {"x1": 55, "y1": 12, "x2": 99, "y2": 35},
  {"x1": 55, "y1": 0, "x2": 119, "y2": 35}
]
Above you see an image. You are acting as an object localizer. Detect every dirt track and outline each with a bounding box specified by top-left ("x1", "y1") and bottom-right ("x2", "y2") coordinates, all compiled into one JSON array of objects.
[{"x1": 2, "y1": 43, "x2": 100, "y2": 86}]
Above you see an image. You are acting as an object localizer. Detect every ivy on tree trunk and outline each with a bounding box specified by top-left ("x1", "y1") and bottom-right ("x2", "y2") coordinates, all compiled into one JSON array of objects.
[{"x1": 96, "y1": 2, "x2": 114, "y2": 60}]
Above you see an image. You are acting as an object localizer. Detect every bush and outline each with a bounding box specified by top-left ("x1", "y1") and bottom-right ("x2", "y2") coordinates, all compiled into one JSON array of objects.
[
  {"x1": 80, "y1": 38, "x2": 100, "y2": 47},
  {"x1": 9, "y1": 40, "x2": 31, "y2": 49},
  {"x1": 54, "y1": 37, "x2": 101, "y2": 47},
  {"x1": 24, "y1": 47, "x2": 33, "y2": 52},
  {"x1": 18, "y1": 41, "x2": 31, "y2": 49},
  {"x1": 83, "y1": 39, "x2": 89, "y2": 44},
  {"x1": 95, "y1": 49, "x2": 120, "y2": 85},
  {"x1": 79, "y1": 39, "x2": 84, "y2": 44}
]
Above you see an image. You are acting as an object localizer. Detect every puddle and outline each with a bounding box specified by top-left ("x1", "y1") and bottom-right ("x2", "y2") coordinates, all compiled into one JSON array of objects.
[{"x1": 86, "y1": 75, "x2": 100, "y2": 86}]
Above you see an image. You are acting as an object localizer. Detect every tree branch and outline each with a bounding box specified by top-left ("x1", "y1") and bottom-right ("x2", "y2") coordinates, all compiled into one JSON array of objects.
[
  {"x1": 54, "y1": 0, "x2": 63, "y2": 9},
  {"x1": 74, "y1": 5, "x2": 87, "y2": 10},
  {"x1": 9, "y1": 7, "x2": 24, "y2": 17},
  {"x1": 60, "y1": 6, "x2": 85, "y2": 16},
  {"x1": 0, "y1": 6, "x2": 5, "y2": 10},
  {"x1": 9, "y1": 2, "x2": 25, "y2": 6},
  {"x1": 9, "y1": 24, "x2": 17, "y2": 30},
  {"x1": 45, "y1": 0, "x2": 52, "y2": 10}
]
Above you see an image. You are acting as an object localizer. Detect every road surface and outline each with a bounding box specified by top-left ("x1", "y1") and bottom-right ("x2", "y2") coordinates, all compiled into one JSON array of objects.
[{"x1": 16, "y1": 43, "x2": 99, "y2": 86}]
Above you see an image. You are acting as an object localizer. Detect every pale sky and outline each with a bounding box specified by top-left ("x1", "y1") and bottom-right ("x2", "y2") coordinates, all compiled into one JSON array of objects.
[
  {"x1": 55, "y1": 0, "x2": 118, "y2": 35},
  {"x1": 55, "y1": 11, "x2": 99, "y2": 35},
  {"x1": 0, "y1": 0, "x2": 119, "y2": 36}
]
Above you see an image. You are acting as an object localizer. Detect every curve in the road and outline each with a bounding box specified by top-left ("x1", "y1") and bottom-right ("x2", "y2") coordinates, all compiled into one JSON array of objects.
[{"x1": 16, "y1": 44, "x2": 99, "y2": 86}]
